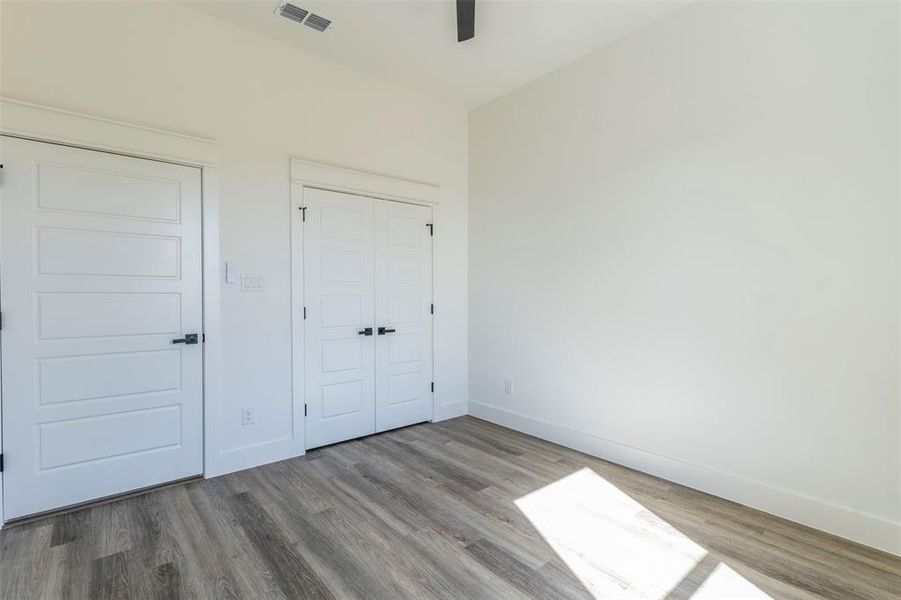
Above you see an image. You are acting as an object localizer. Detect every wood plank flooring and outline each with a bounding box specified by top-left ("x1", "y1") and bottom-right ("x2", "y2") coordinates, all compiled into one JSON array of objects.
[{"x1": 1, "y1": 416, "x2": 898, "y2": 599}]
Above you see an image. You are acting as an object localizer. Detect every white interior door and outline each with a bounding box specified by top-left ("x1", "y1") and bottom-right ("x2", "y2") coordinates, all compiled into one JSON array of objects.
[
  {"x1": 303, "y1": 188, "x2": 376, "y2": 449},
  {"x1": 0, "y1": 136, "x2": 204, "y2": 520},
  {"x1": 374, "y1": 199, "x2": 433, "y2": 432}
]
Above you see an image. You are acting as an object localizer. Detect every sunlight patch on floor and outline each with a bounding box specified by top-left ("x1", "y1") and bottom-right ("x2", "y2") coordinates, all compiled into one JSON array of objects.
[
  {"x1": 514, "y1": 468, "x2": 771, "y2": 599},
  {"x1": 690, "y1": 563, "x2": 771, "y2": 599}
]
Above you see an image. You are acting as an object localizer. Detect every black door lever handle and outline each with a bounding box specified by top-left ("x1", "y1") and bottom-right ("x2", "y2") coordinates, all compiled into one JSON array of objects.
[
  {"x1": 172, "y1": 333, "x2": 199, "y2": 345},
  {"x1": 358, "y1": 327, "x2": 373, "y2": 336},
  {"x1": 377, "y1": 327, "x2": 396, "y2": 335}
]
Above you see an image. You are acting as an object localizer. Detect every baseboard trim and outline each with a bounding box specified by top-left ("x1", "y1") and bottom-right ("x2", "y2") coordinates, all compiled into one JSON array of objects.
[
  {"x1": 205, "y1": 437, "x2": 305, "y2": 479},
  {"x1": 468, "y1": 400, "x2": 901, "y2": 557},
  {"x1": 435, "y1": 400, "x2": 467, "y2": 422},
  {"x1": 205, "y1": 400, "x2": 469, "y2": 478}
]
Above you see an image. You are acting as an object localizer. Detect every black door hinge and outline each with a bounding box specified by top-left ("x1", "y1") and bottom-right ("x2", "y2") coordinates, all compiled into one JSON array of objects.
[
  {"x1": 0, "y1": 454, "x2": 4, "y2": 472},
  {"x1": 304, "y1": 404, "x2": 308, "y2": 417},
  {"x1": 0, "y1": 312, "x2": 3, "y2": 330},
  {"x1": 202, "y1": 333, "x2": 206, "y2": 343},
  {"x1": 299, "y1": 206, "x2": 307, "y2": 222},
  {"x1": 431, "y1": 382, "x2": 435, "y2": 393},
  {"x1": 426, "y1": 223, "x2": 433, "y2": 236},
  {"x1": 303, "y1": 306, "x2": 307, "y2": 320},
  {"x1": 430, "y1": 303, "x2": 434, "y2": 315}
]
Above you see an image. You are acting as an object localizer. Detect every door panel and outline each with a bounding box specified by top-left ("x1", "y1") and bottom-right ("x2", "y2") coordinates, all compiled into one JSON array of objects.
[
  {"x1": 37, "y1": 292, "x2": 181, "y2": 339},
  {"x1": 38, "y1": 405, "x2": 182, "y2": 470},
  {"x1": 374, "y1": 200, "x2": 433, "y2": 432},
  {"x1": 36, "y1": 228, "x2": 180, "y2": 277},
  {"x1": 0, "y1": 137, "x2": 203, "y2": 519},
  {"x1": 37, "y1": 350, "x2": 181, "y2": 405},
  {"x1": 303, "y1": 188, "x2": 376, "y2": 449},
  {"x1": 35, "y1": 161, "x2": 181, "y2": 221}
]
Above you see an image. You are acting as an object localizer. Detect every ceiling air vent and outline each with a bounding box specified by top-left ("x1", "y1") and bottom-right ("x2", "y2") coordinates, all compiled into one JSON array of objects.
[
  {"x1": 276, "y1": 1, "x2": 308, "y2": 25},
  {"x1": 275, "y1": 1, "x2": 331, "y2": 32},
  {"x1": 303, "y1": 13, "x2": 331, "y2": 32}
]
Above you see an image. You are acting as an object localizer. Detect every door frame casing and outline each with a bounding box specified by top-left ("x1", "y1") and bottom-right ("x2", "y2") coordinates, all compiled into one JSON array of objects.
[
  {"x1": 289, "y1": 158, "x2": 441, "y2": 451},
  {"x1": 0, "y1": 97, "x2": 223, "y2": 525}
]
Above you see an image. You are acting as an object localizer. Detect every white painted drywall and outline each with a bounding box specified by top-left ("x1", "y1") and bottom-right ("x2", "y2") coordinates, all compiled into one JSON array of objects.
[
  {"x1": 0, "y1": 0, "x2": 468, "y2": 476},
  {"x1": 469, "y1": 1, "x2": 900, "y2": 554}
]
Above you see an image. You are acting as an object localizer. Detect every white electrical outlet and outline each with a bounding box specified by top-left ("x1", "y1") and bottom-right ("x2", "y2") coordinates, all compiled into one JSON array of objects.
[
  {"x1": 241, "y1": 407, "x2": 256, "y2": 426},
  {"x1": 504, "y1": 379, "x2": 514, "y2": 396}
]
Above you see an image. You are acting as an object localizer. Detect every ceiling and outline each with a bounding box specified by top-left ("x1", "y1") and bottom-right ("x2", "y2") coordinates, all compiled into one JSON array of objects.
[{"x1": 186, "y1": 0, "x2": 686, "y2": 108}]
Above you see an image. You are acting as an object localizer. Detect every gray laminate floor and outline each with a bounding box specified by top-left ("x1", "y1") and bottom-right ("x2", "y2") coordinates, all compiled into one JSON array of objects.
[{"x1": 1, "y1": 416, "x2": 898, "y2": 599}]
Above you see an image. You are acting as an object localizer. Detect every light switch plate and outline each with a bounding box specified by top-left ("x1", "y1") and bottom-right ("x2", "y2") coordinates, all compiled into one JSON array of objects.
[
  {"x1": 225, "y1": 261, "x2": 239, "y2": 284},
  {"x1": 241, "y1": 274, "x2": 266, "y2": 292}
]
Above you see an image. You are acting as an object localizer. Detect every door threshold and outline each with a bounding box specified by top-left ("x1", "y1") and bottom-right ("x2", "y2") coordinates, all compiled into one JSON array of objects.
[
  {"x1": 2, "y1": 475, "x2": 202, "y2": 528},
  {"x1": 306, "y1": 419, "x2": 431, "y2": 452}
]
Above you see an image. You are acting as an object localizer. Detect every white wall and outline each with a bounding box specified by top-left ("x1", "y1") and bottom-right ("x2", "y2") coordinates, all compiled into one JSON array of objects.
[
  {"x1": 0, "y1": 0, "x2": 468, "y2": 476},
  {"x1": 469, "y1": 1, "x2": 900, "y2": 555}
]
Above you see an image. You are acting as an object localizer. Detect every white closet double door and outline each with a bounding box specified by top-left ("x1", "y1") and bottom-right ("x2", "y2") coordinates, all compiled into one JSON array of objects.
[{"x1": 303, "y1": 188, "x2": 433, "y2": 449}]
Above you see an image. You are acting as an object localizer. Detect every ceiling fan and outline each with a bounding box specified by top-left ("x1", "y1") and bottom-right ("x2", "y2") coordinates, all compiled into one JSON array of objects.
[{"x1": 456, "y1": 0, "x2": 475, "y2": 42}]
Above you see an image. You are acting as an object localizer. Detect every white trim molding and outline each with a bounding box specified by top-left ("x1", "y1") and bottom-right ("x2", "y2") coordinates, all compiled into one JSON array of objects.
[
  {"x1": 290, "y1": 157, "x2": 440, "y2": 206},
  {"x1": 0, "y1": 99, "x2": 226, "y2": 506},
  {"x1": 435, "y1": 400, "x2": 467, "y2": 422},
  {"x1": 0, "y1": 97, "x2": 219, "y2": 167},
  {"x1": 469, "y1": 400, "x2": 901, "y2": 557}
]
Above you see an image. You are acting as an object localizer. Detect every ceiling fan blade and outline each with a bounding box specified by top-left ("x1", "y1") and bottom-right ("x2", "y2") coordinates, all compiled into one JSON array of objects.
[{"x1": 456, "y1": 0, "x2": 475, "y2": 42}]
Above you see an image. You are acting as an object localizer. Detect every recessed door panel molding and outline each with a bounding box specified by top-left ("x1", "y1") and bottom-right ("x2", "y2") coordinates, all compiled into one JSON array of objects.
[
  {"x1": 37, "y1": 293, "x2": 181, "y2": 340},
  {"x1": 38, "y1": 405, "x2": 182, "y2": 471},
  {"x1": 388, "y1": 334, "x2": 421, "y2": 365},
  {"x1": 36, "y1": 161, "x2": 182, "y2": 222},
  {"x1": 320, "y1": 206, "x2": 363, "y2": 240},
  {"x1": 303, "y1": 188, "x2": 376, "y2": 449},
  {"x1": 387, "y1": 295, "x2": 421, "y2": 324},
  {"x1": 37, "y1": 349, "x2": 182, "y2": 406},
  {"x1": 321, "y1": 338, "x2": 364, "y2": 373},
  {"x1": 321, "y1": 380, "x2": 365, "y2": 419},
  {"x1": 320, "y1": 294, "x2": 363, "y2": 328},
  {"x1": 320, "y1": 250, "x2": 363, "y2": 283},
  {"x1": 386, "y1": 214, "x2": 422, "y2": 246},
  {"x1": 1, "y1": 137, "x2": 204, "y2": 520},
  {"x1": 36, "y1": 228, "x2": 181, "y2": 278},
  {"x1": 386, "y1": 372, "x2": 422, "y2": 407}
]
